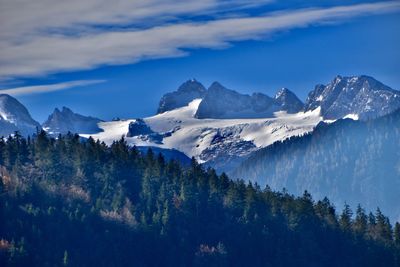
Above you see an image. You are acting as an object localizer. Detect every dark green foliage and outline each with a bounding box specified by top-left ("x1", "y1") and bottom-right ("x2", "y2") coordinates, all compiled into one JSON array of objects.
[{"x1": 0, "y1": 131, "x2": 399, "y2": 266}]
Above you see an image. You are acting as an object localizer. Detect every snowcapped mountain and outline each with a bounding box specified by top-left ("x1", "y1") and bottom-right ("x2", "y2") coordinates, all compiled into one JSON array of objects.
[
  {"x1": 275, "y1": 88, "x2": 304, "y2": 113},
  {"x1": 194, "y1": 82, "x2": 305, "y2": 119},
  {"x1": 79, "y1": 75, "x2": 399, "y2": 171},
  {"x1": 0, "y1": 94, "x2": 41, "y2": 137},
  {"x1": 305, "y1": 75, "x2": 400, "y2": 120},
  {"x1": 196, "y1": 82, "x2": 282, "y2": 119},
  {"x1": 157, "y1": 79, "x2": 206, "y2": 114},
  {"x1": 2, "y1": 74, "x2": 398, "y2": 174},
  {"x1": 82, "y1": 98, "x2": 322, "y2": 171},
  {"x1": 81, "y1": 80, "x2": 320, "y2": 171},
  {"x1": 43, "y1": 107, "x2": 103, "y2": 135}
]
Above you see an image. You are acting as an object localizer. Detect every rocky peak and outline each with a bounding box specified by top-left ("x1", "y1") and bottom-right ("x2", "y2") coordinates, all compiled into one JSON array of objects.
[
  {"x1": 305, "y1": 75, "x2": 400, "y2": 120},
  {"x1": 43, "y1": 107, "x2": 103, "y2": 135},
  {"x1": 208, "y1": 81, "x2": 228, "y2": 92},
  {"x1": 196, "y1": 82, "x2": 281, "y2": 119},
  {"x1": 177, "y1": 79, "x2": 205, "y2": 93},
  {"x1": 274, "y1": 88, "x2": 303, "y2": 113},
  {"x1": 157, "y1": 79, "x2": 206, "y2": 114},
  {"x1": 195, "y1": 82, "x2": 252, "y2": 119}
]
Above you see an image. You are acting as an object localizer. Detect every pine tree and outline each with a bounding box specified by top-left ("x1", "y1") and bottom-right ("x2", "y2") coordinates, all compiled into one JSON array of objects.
[
  {"x1": 375, "y1": 208, "x2": 392, "y2": 243},
  {"x1": 339, "y1": 203, "x2": 353, "y2": 232},
  {"x1": 314, "y1": 197, "x2": 337, "y2": 227},
  {"x1": 2, "y1": 133, "x2": 399, "y2": 266},
  {"x1": 353, "y1": 204, "x2": 367, "y2": 236}
]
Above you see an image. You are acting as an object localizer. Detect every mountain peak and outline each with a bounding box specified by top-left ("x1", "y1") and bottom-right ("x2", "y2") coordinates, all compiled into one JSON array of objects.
[
  {"x1": 209, "y1": 81, "x2": 225, "y2": 89},
  {"x1": 335, "y1": 74, "x2": 343, "y2": 80},
  {"x1": 274, "y1": 88, "x2": 303, "y2": 113},
  {"x1": 196, "y1": 83, "x2": 282, "y2": 119},
  {"x1": 43, "y1": 107, "x2": 102, "y2": 135},
  {"x1": 195, "y1": 83, "x2": 252, "y2": 119},
  {"x1": 61, "y1": 106, "x2": 73, "y2": 113},
  {"x1": 275, "y1": 88, "x2": 292, "y2": 98},
  {"x1": 305, "y1": 75, "x2": 400, "y2": 120},
  {"x1": 177, "y1": 79, "x2": 205, "y2": 92},
  {"x1": 0, "y1": 94, "x2": 41, "y2": 136},
  {"x1": 157, "y1": 79, "x2": 206, "y2": 114}
]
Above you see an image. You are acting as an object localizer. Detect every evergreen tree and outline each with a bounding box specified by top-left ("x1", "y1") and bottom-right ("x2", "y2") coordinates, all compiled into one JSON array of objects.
[
  {"x1": 353, "y1": 204, "x2": 367, "y2": 236},
  {"x1": 340, "y1": 203, "x2": 353, "y2": 232},
  {"x1": 0, "y1": 133, "x2": 398, "y2": 267},
  {"x1": 375, "y1": 208, "x2": 393, "y2": 243}
]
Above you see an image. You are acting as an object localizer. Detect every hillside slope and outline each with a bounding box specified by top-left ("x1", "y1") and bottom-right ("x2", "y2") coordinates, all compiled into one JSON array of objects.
[{"x1": 232, "y1": 110, "x2": 400, "y2": 221}]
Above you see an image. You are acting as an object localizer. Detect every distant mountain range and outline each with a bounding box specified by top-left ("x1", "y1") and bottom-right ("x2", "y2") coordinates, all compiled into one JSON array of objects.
[
  {"x1": 0, "y1": 74, "x2": 399, "y2": 220},
  {"x1": 2, "y1": 75, "x2": 399, "y2": 167},
  {"x1": 158, "y1": 80, "x2": 304, "y2": 119},
  {"x1": 156, "y1": 75, "x2": 400, "y2": 121}
]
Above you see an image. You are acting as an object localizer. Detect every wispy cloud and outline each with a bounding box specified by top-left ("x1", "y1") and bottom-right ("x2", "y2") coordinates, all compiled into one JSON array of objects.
[
  {"x1": 0, "y1": 80, "x2": 106, "y2": 96},
  {"x1": 0, "y1": 0, "x2": 399, "y2": 79},
  {"x1": 0, "y1": 0, "x2": 273, "y2": 39}
]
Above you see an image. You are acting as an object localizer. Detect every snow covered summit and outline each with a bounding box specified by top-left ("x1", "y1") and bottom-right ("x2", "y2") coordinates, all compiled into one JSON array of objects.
[
  {"x1": 157, "y1": 79, "x2": 206, "y2": 114},
  {"x1": 0, "y1": 94, "x2": 41, "y2": 137},
  {"x1": 274, "y1": 88, "x2": 304, "y2": 113}
]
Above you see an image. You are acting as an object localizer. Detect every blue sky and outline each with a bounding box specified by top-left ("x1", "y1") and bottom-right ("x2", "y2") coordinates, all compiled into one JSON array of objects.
[{"x1": 0, "y1": 0, "x2": 399, "y2": 122}]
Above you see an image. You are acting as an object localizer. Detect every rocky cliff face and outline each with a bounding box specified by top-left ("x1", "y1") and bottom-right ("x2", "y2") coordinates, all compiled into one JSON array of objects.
[
  {"x1": 304, "y1": 75, "x2": 400, "y2": 120},
  {"x1": 195, "y1": 82, "x2": 280, "y2": 119},
  {"x1": 42, "y1": 107, "x2": 102, "y2": 135},
  {"x1": 274, "y1": 88, "x2": 304, "y2": 113}
]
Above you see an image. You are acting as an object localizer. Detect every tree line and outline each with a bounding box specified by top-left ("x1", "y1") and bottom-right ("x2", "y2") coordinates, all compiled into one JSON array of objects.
[{"x1": 0, "y1": 131, "x2": 399, "y2": 266}]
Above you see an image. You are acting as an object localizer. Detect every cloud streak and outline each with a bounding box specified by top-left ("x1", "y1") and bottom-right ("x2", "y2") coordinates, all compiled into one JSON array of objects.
[
  {"x1": 0, "y1": 0, "x2": 399, "y2": 79},
  {"x1": 0, "y1": 0, "x2": 272, "y2": 40},
  {"x1": 0, "y1": 80, "x2": 106, "y2": 96}
]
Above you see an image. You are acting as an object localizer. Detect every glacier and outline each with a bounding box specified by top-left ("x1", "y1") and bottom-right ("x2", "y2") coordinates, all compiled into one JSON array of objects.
[{"x1": 81, "y1": 99, "x2": 323, "y2": 167}]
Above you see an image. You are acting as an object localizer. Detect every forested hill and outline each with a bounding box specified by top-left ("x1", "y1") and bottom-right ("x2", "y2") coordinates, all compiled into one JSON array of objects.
[
  {"x1": 232, "y1": 109, "x2": 400, "y2": 222},
  {"x1": 1, "y1": 132, "x2": 400, "y2": 266}
]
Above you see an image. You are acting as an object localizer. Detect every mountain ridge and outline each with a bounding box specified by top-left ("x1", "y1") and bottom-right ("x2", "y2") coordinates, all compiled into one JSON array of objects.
[
  {"x1": 158, "y1": 75, "x2": 399, "y2": 121},
  {"x1": 2, "y1": 74, "x2": 399, "y2": 171},
  {"x1": 305, "y1": 75, "x2": 400, "y2": 120},
  {"x1": 157, "y1": 79, "x2": 206, "y2": 114},
  {"x1": 42, "y1": 106, "x2": 103, "y2": 135}
]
